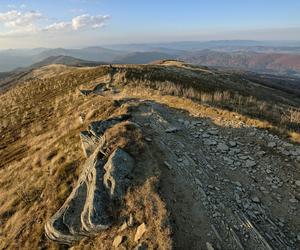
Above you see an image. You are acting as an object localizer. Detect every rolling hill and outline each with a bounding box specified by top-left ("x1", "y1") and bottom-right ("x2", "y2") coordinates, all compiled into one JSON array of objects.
[
  {"x1": 0, "y1": 47, "x2": 126, "y2": 72},
  {"x1": 29, "y1": 55, "x2": 105, "y2": 68},
  {"x1": 180, "y1": 50, "x2": 300, "y2": 76},
  {"x1": 113, "y1": 51, "x2": 177, "y2": 64},
  {"x1": 0, "y1": 60, "x2": 300, "y2": 249},
  {"x1": 1, "y1": 40, "x2": 300, "y2": 74},
  {"x1": 0, "y1": 56, "x2": 105, "y2": 93}
]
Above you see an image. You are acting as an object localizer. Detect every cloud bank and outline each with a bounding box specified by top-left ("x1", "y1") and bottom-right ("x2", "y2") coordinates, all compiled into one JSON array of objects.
[
  {"x1": 0, "y1": 10, "x2": 42, "y2": 33},
  {"x1": 0, "y1": 10, "x2": 110, "y2": 36}
]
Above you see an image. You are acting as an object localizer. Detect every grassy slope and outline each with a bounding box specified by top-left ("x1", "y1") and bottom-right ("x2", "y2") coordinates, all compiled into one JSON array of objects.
[
  {"x1": 0, "y1": 61, "x2": 299, "y2": 249},
  {"x1": 0, "y1": 65, "x2": 171, "y2": 249}
]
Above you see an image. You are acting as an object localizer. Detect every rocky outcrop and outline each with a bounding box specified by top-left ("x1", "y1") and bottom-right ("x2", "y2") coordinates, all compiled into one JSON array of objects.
[
  {"x1": 79, "y1": 83, "x2": 113, "y2": 96},
  {"x1": 80, "y1": 114, "x2": 130, "y2": 157},
  {"x1": 104, "y1": 148, "x2": 135, "y2": 201},
  {"x1": 89, "y1": 114, "x2": 131, "y2": 138},
  {"x1": 45, "y1": 116, "x2": 135, "y2": 245},
  {"x1": 80, "y1": 131, "x2": 97, "y2": 158}
]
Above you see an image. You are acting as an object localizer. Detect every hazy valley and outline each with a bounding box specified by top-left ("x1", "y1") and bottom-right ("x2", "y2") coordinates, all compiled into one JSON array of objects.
[{"x1": 2, "y1": 40, "x2": 300, "y2": 78}]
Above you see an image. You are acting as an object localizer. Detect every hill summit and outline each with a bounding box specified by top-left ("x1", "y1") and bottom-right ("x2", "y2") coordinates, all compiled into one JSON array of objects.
[{"x1": 0, "y1": 60, "x2": 300, "y2": 249}]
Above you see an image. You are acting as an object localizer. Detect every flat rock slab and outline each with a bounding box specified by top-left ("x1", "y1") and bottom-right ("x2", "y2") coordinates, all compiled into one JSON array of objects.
[
  {"x1": 89, "y1": 114, "x2": 131, "y2": 138},
  {"x1": 80, "y1": 115, "x2": 131, "y2": 158},
  {"x1": 45, "y1": 147, "x2": 134, "y2": 245},
  {"x1": 104, "y1": 148, "x2": 135, "y2": 201}
]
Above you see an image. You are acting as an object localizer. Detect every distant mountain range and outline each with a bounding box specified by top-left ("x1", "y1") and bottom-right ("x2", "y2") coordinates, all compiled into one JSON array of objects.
[
  {"x1": 1, "y1": 40, "x2": 300, "y2": 77},
  {"x1": 0, "y1": 56, "x2": 105, "y2": 93},
  {"x1": 113, "y1": 51, "x2": 177, "y2": 64},
  {"x1": 180, "y1": 50, "x2": 300, "y2": 76},
  {"x1": 29, "y1": 55, "x2": 105, "y2": 68},
  {"x1": 0, "y1": 47, "x2": 124, "y2": 72}
]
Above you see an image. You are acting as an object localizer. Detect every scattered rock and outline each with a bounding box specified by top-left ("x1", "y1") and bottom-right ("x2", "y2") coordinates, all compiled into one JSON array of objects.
[
  {"x1": 257, "y1": 151, "x2": 266, "y2": 156},
  {"x1": 268, "y1": 142, "x2": 276, "y2": 148},
  {"x1": 119, "y1": 222, "x2": 128, "y2": 232},
  {"x1": 289, "y1": 198, "x2": 298, "y2": 204},
  {"x1": 204, "y1": 139, "x2": 217, "y2": 146},
  {"x1": 217, "y1": 143, "x2": 229, "y2": 152},
  {"x1": 134, "y1": 242, "x2": 148, "y2": 250},
  {"x1": 252, "y1": 196, "x2": 260, "y2": 203},
  {"x1": 145, "y1": 137, "x2": 152, "y2": 142},
  {"x1": 208, "y1": 129, "x2": 218, "y2": 135},
  {"x1": 239, "y1": 155, "x2": 249, "y2": 160},
  {"x1": 128, "y1": 214, "x2": 134, "y2": 227},
  {"x1": 79, "y1": 89, "x2": 93, "y2": 96},
  {"x1": 113, "y1": 235, "x2": 125, "y2": 248},
  {"x1": 229, "y1": 141, "x2": 237, "y2": 147},
  {"x1": 202, "y1": 133, "x2": 210, "y2": 138},
  {"x1": 79, "y1": 114, "x2": 85, "y2": 124},
  {"x1": 165, "y1": 127, "x2": 181, "y2": 133},
  {"x1": 134, "y1": 223, "x2": 147, "y2": 242},
  {"x1": 206, "y1": 242, "x2": 215, "y2": 250},
  {"x1": 245, "y1": 160, "x2": 256, "y2": 168},
  {"x1": 164, "y1": 161, "x2": 172, "y2": 170},
  {"x1": 295, "y1": 180, "x2": 300, "y2": 187}
]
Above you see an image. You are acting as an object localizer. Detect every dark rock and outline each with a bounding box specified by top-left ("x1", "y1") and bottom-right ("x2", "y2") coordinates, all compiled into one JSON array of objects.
[
  {"x1": 45, "y1": 148, "x2": 110, "y2": 244},
  {"x1": 103, "y1": 148, "x2": 135, "y2": 201},
  {"x1": 89, "y1": 114, "x2": 131, "y2": 138},
  {"x1": 45, "y1": 147, "x2": 135, "y2": 245}
]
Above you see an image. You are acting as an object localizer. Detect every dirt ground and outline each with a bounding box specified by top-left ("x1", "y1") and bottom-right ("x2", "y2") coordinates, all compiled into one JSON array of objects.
[{"x1": 118, "y1": 98, "x2": 300, "y2": 250}]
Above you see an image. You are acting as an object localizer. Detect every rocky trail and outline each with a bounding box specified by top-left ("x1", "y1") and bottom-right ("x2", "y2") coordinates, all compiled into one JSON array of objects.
[
  {"x1": 2, "y1": 62, "x2": 300, "y2": 250},
  {"x1": 44, "y1": 83, "x2": 300, "y2": 249},
  {"x1": 46, "y1": 92, "x2": 300, "y2": 250},
  {"x1": 127, "y1": 99, "x2": 300, "y2": 249}
]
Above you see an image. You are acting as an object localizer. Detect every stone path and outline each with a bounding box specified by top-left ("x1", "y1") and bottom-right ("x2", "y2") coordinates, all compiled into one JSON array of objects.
[{"x1": 129, "y1": 100, "x2": 300, "y2": 250}]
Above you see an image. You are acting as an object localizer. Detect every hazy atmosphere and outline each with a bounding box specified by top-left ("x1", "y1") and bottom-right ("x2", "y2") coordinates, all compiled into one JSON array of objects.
[{"x1": 0, "y1": 0, "x2": 300, "y2": 48}]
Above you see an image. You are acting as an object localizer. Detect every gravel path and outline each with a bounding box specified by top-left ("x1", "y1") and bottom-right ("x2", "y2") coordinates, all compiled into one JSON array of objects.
[{"x1": 129, "y1": 100, "x2": 300, "y2": 250}]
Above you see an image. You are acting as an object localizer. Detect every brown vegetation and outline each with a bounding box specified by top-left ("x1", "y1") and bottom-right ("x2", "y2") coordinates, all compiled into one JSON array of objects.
[{"x1": 0, "y1": 61, "x2": 299, "y2": 249}]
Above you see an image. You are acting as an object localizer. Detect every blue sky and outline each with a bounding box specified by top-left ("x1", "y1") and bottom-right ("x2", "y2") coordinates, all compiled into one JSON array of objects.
[{"x1": 0, "y1": 0, "x2": 300, "y2": 48}]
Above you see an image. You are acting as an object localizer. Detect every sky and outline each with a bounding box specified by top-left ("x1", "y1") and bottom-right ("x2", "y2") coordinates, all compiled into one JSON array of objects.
[{"x1": 0, "y1": 0, "x2": 300, "y2": 49}]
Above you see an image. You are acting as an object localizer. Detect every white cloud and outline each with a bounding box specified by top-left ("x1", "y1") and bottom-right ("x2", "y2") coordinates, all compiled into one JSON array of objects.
[
  {"x1": 72, "y1": 14, "x2": 110, "y2": 30},
  {"x1": 44, "y1": 22, "x2": 71, "y2": 32},
  {"x1": 0, "y1": 10, "x2": 42, "y2": 33},
  {"x1": 44, "y1": 14, "x2": 110, "y2": 32},
  {"x1": 0, "y1": 10, "x2": 110, "y2": 36}
]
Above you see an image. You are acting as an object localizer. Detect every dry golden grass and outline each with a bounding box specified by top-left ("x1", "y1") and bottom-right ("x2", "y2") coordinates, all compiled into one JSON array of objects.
[
  {"x1": 106, "y1": 62, "x2": 300, "y2": 136},
  {"x1": 1, "y1": 61, "x2": 300, "y2": 249},
  {"x1": 73, "y1": 125, "x2": 172, "y2": 249},
  {"x1": 120, "y1": 87, "x2": 264, "y2": 126},
  {"x1": 0, "y1": 65, "x2": 172, "y2": 249}
]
